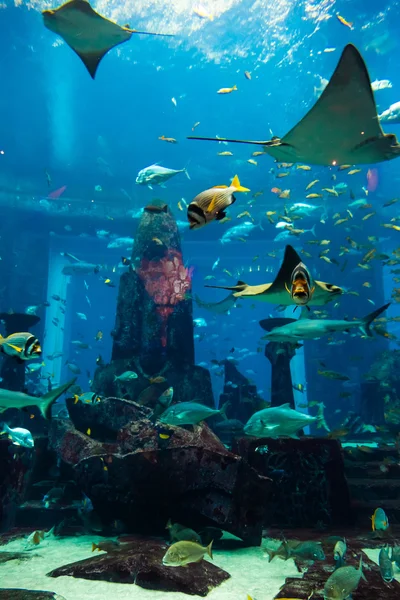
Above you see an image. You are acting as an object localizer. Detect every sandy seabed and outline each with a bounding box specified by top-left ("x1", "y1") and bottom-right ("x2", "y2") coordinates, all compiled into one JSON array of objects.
[{"x1": 0, "y1": 535, "x2": 301, "y2": 600}]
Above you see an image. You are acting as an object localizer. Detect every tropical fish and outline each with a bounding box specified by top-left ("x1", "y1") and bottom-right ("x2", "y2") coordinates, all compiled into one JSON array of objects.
[
  {"x1": 187, "y1": 175, "x2": 249, "y2": 230},
  {"x1": 336, "y1": 14, "x2": 353, "y2": 29},
  {"x1": 217, "y1": 86, "x2": 237, "y2": 94},
  {"x1": 324, "y1": 557, "x2": 366, "y2": 600},
  {"x1": 371, "y1": 507, "x2": 389, "y2": 531},
  {"x1": 0, "y1": 333, "x2": 41, "y2": 362},
  {"x1": 334, "y1": 539, "x2": 347, "y2": 568},
  {"x1": 135, "y1": 164, "x2": 190, "y2": 188},
  {"x1": 284, "y1": 261, "x2": 315, "y2": 309},
  {"x1": 166, "y1": 520, "x2": 202, "y2": 544},
  {"x1": 114, "y1": 371, "x2": 138, "y2": 382},
  {"x1": 259, "y1": 302, "x2": 390, "y2": 343},
  {"x1": 0, "y1": 379, "x2": 75, "y2": 419},
  {"x1": 244, "y1": 403, "x2": 326, "y2": 438},
  {"x1": 159, "y1": 135, "x2": 178, "y2": 144},
  {"x1": 378, "y1": 546, "x2": 393, "y2": 582},
  {"x1": 162, "y1": 540, "x2": 213, "y2": 567},
  {"x1": 0, "y1": 424, "x2": 34, "y2": 448},
  {"x1": 159, "y1": 401, "x2": 228, "y2": 425},
  {"x1": 220, "y1": 221, "x2": 257, "y2": 244}
]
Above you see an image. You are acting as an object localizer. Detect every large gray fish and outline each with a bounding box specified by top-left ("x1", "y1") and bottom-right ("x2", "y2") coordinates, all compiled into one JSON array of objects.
[
  {"x1": 0, "y1": 379, "x2": 76, "y2": 420},
  {"x1": 244, "y1": 403, "x2": 327, "y2": 438},
  {"x1": 61, "y1": 253, "x2": 100, "y2": 275},
  {"x1": 259, "y1": 302, "x2": 390, "y2": 343},
  {"x1": 206, "y1": 245, "x2": 342, "y2": 306},
  {"x1": 194, "y1": 289, "x2": 237, "y2": 314},
  {"x1": 135, "y1": 164, "x2": 190, "y2": 189},
  {"x1": 159, "y1": 401, "x2": 227, "y2": 425},
  {"x1": 0, "y1": 332, "x2": 41, "y2": 361},
  {"x1": 324, "y1": 556, "x2": 366, "y2": 600},
  {"x1": 187, "y1": 175, "x2": 249, "y2": 230}
]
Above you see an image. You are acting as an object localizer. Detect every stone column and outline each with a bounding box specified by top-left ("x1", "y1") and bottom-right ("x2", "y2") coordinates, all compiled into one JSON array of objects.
[{"x1": 264, "y1": 342, "x2": 296, "y2": 408}]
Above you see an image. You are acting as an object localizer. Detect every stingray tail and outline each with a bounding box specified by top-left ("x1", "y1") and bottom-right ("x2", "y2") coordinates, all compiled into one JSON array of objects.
[
  {"x1": 187, "y1": 136, "x2": 270, "y2": 145},
  {"x1": 129, "y1": 29, "x2": 174, "y2": 37},
  {"x1": 205, "y1": 280, "x2": 247, "y2": 292}
]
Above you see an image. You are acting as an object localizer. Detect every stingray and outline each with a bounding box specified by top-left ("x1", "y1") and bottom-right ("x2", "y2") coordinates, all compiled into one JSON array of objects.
[
  {"x1": 188, "y1": 44, "x2": 400, "y2": 165},
  {"x1": 42, "y1": 0, "x2": 174, "y2": 79},
  {"x1": 205, "y1": 245, "x2": 343, "y2": 307}
]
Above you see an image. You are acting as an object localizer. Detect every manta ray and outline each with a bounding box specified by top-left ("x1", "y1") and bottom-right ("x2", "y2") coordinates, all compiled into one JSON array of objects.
[
  {"x1": 205, "y1": 245, "x2": 342, "y2": 307},
  {"x1": 188, "y1": 44, "x2": 400, "y2": 166},
  {"x1": 42, "y1": 0, "x2": 173, "y2": 79}
]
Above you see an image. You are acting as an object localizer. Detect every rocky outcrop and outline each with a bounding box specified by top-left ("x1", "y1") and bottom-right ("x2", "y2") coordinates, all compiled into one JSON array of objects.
[
  {"x1": 49, "y1": 416, "x2": 270, "y2": 545},
  {"x1": 48, "y1": 536, "x2": 230, "y2": 596},
  {"x1": 92, "y1": 203, "x2": 214, "y2": 408}
]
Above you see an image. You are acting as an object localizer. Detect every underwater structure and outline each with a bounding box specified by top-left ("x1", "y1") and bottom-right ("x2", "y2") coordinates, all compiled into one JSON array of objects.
[
  {"x1": 264, "y1": 340, "x2": 296, "y2": 409},
  {"x1": 46, "y1": 204, "x2": 270, "y2": 545},
  {"x1": 93, "y1": 203, "x2": 214, "y2": 407}
]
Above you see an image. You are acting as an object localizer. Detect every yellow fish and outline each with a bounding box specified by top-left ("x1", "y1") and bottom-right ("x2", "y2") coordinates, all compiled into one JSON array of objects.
[
  {"x1": 217, "y1": 85, "x2": 237, "y2": 94},
  {"x1": 152, "y1": 237, "x2": 163, "y2": 245},
  {"x1": 306, "y1": 179, "x2": 319, "y2": 190},
  {"x1": 322, "y1": 188, "x2": 339, "y2": 196},
  {"x1": 252, "y1": 151, "x2": 264, "y2": 156},
  {"x1": 337, "y1": 14, "x2": 353, "y2": 29},
  {"x1": 177, "y1": 201, "x2": 184, "y2": 211},
  {"x1": 348, "y1": 168, "x2": 362, "y2": 175},
  {"x1": 362, "y1": 212, "x2": 376, "y2": 221},
  {"x1": 247, "y1": 159, "x2": 257, "y2": 166},
  {"x1": 223, "y1": 269, "x2": 233, "y2": 277},
  {"x1": 237, "y1": 211, "x2": 252, "y2": 219},
  {"x1": 334, "y1": 218, "x2": 348, "y2": 226},
  {"x1": 320, "y1": 240, "x2": 330, "y2": 245},
  {"x1": 338, "y1": 164, "x2": 352, "y2": 170},
  {"x1": 306, "y1": 193, "x2": 322, "y2": 198},
  {"x1": 296, "y1": 165, "x2": 311, "y2": 170},
  {"x1": 277, "y1": 172, "x2": 290, "y2": 178},
  {"x1": 218, "y1": 151, "x2": 233, "y2": 156}
]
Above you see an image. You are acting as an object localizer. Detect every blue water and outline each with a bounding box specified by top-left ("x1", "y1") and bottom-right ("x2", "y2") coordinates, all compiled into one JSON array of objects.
[{"x1": 0, "y1": 0, "x2": 400, "y2": 419}]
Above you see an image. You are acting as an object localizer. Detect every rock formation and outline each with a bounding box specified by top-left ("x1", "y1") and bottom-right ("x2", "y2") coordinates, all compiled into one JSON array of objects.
[{"x1": 92, "y1": 203, "x2": 214, "y2": 408}]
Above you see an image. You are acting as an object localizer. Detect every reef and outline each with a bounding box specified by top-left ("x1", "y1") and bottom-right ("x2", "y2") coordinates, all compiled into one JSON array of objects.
[
  {"x1": 273, "y1": 529, "x2": 400, "y2": 600},
  {"x1": 49, "y1": 413, "x2": 270, "y2": 544},
  {"x1": 48, "y1": 536, "x2": 230, "y2": 596},
  {"x1": 92, "y1": 203, "x2": 214, "y2": 408}
]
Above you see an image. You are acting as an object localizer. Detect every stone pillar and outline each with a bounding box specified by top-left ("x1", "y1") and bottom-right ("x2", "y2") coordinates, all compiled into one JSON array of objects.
[{"x1": 264, "y1": 342, "x2": 296, "y2": 408}]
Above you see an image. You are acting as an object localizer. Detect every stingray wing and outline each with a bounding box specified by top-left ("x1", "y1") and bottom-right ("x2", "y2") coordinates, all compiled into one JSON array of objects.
[
  {"x1": 188, "y1": 45, "x2": 400, "y2": 165},
  {"x1": 312, "y1": 281, "x2": 343, "y2": 305},
  {"x1": 42, "y1": 0, "x2": 132, "y2": 78},
  {"x1": 267, "y1": 44, "x2": 399, "y2": 165}
]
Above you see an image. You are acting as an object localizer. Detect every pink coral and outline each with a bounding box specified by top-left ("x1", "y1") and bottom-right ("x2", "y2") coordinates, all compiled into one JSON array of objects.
[{"x1": 137, "y1": 250, "x2": 193, "y2": 347}]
